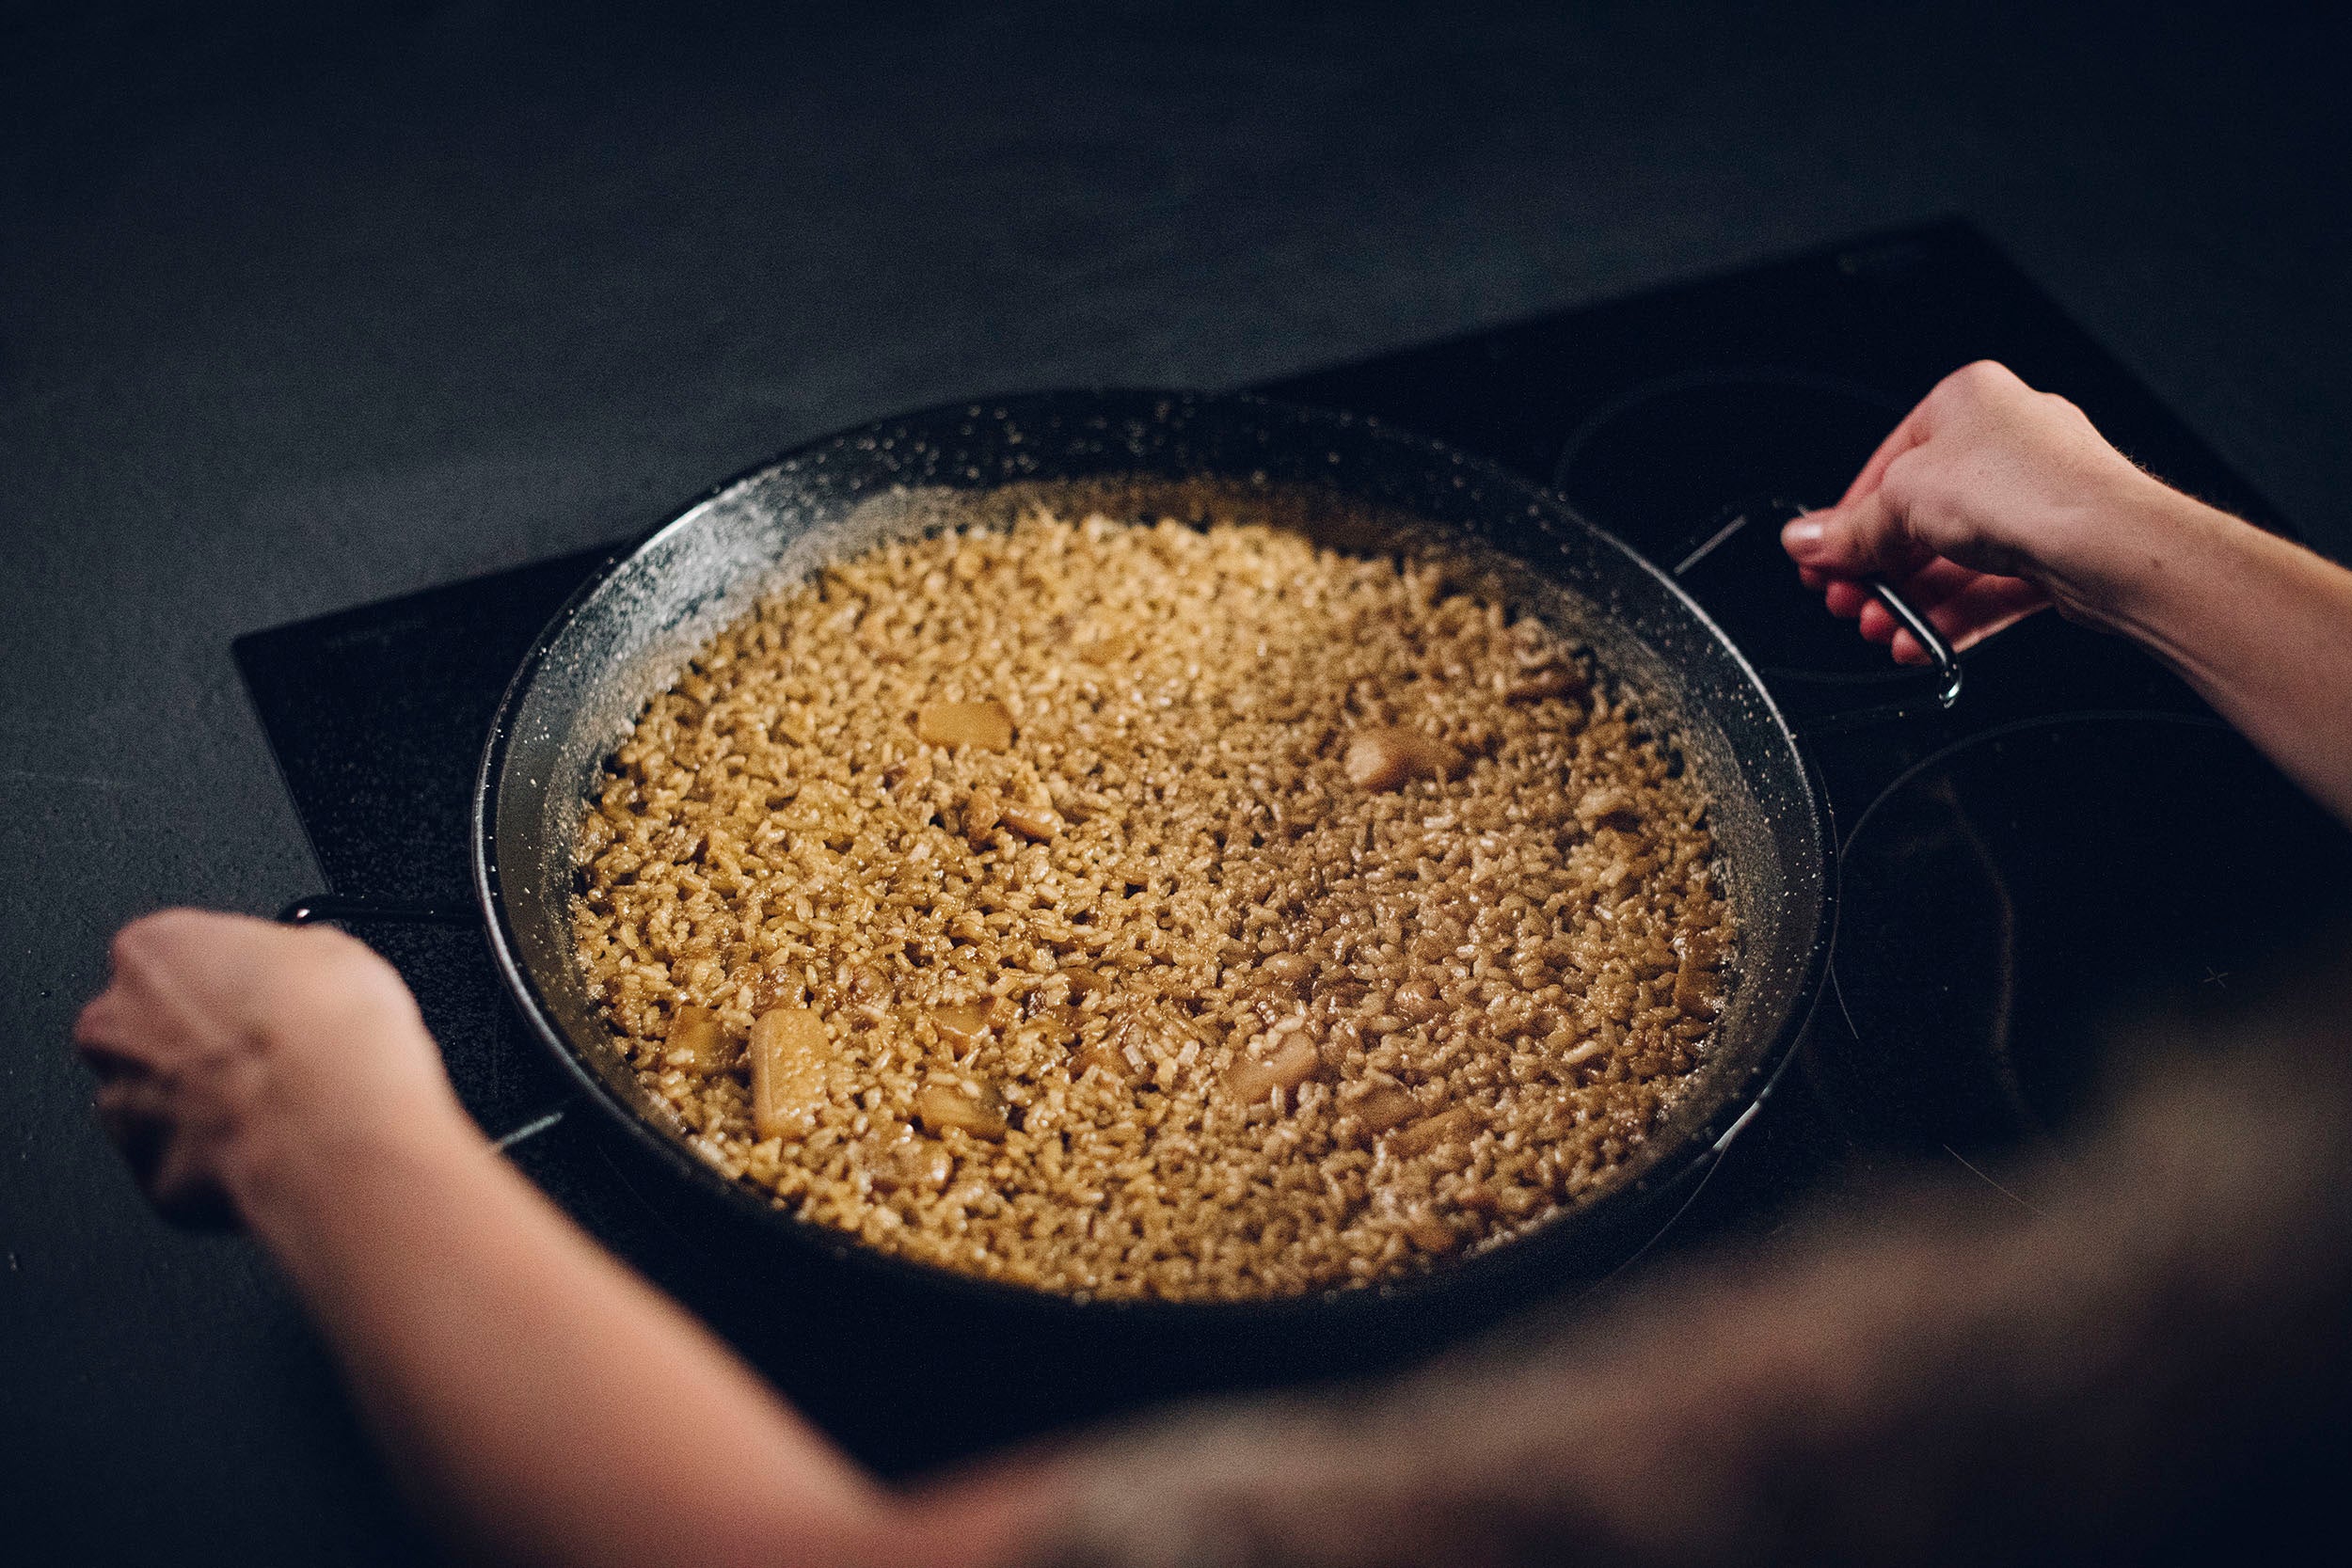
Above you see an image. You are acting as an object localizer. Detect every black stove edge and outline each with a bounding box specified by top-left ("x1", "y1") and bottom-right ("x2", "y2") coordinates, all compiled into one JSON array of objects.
[{"x1": 230, "y1": 539, "x2": 628, "y2": 696}]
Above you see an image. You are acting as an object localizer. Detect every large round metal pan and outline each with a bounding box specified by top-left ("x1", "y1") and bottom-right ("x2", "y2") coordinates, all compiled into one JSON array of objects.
[{"x1": 471, "y1": 389, "x2": 1833, "y2": 1370}]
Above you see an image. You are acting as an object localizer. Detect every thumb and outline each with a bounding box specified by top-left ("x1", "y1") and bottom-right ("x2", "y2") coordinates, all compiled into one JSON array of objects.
[{"x1": 1780, "y1": 491, "x2": 1932, "y2": 579}]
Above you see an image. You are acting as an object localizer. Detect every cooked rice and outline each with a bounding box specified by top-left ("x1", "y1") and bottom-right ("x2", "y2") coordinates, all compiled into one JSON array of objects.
[{"x1": 570, "y1": 509, "x2": 1731, "y2": 1301}]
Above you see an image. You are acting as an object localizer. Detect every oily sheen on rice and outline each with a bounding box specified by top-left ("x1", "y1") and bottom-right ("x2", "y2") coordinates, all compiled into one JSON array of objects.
[{"x1": 570, "y1": 510, "x2": 1732, "y2": 1301}]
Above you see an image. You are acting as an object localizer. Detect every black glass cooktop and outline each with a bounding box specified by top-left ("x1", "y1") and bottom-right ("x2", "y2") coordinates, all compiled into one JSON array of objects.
[
  {"x1": 1824, "y1": 712, "x2": 2352, "y2": 1162},
  {"x1": 233, "y1": 218, "x2": 2352, "y2": 1470}
]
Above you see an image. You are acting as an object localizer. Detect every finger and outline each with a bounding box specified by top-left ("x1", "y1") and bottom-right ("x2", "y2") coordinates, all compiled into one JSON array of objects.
[
  {"x1": 106, "y1": 909, "x2": 251, "y2": 996},
  {"x1": 105, "y1": 912, "x2": 242, "y2": 1059},
  {"x1": 1920, "y1": 575, "x2": 2049, "y2": 652},
  {"x1": 151, "y1": 1143, "x2": 242, "y2": 1231},
  {"x1": 1823, "y1": 559, "x2": 1984, "y2": 626},
  {"x1": 73, "y1": 990, "x2": 119, "y2": 1046},
  {"x1": 1956, "y1": 591, "x2": 2047, "y2": 649},
  {"x1": 1797, "y1": 565, "x2": 1828, "y2": 592},
  {"x1": 1864, "y1": 571, "x2": 2045, "y2": 641},
  {"x1": 1878, "y1": 557, "x2": 1989, "y2": 610},
  {"x1": 72, "y1": 992, "x2": 153, "y2": 1074},
  {"x1": 1851, "y1": 562, "x2": 1989, "y2": 646},
  {"x1": 1783, "y1": 489, "x2": 1937, "y2": 580},
  {"x1": 1865, "y1": 576, "x2": 2050, "y2": 662},
  {"x1": 1822, "y1": 579, "x2": 1872, "y2": 620},
  {"x1": 94, "y1": 1076, "x2": 175, "y2": 1193},
  {"x1": 94, "y1": 1072, "x2": 170, "y2": 1132},
  {"x1": 93, "y1": 1079, "x2": 241, "y2": 1229},
  {"x1": 1833, "y1": 399, "x2": 1933, "y2": 509}
]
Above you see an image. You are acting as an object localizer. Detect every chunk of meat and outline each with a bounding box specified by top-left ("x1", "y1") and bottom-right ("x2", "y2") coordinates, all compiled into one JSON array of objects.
[
  {"x1": 1348, "y1": 1085, "x2": 1422, "y2": 1135},
  {"x1": 747, "y1": 966, "x2": 806, "y2": 1015},
  {"x1": 1022, "y1": 1004, "x2": 1083, "y2": 1049},
  {"x1": 1343, "y1": 726, "x2": 1454, "y2": 791},
  {"x1": 932, "y1": 1002, "x2": 995, "y2": 1051},
  {"x1": 1389, "y1": 978, "x2": 1442, "y2": 1022},
  {"x1": 915, "y1": 1081, "x2": 1009, "y2": 1140},
  {"x1": 1071, "y1": 1037, "x2": 1130, "y2": 1083},
  {"x1": 961, "y1": 788, "x2": 1003, "y2": 847},
  {"x1": 1390, "y1": 1103, "x2": 1479, "y2": 1158},
  {"x1": 916, "y1": 699, "x2": 1014, "y2": 750},
  {"x1": 1260, "y1": 952, "x2": 1313, "y2": 985},
  {"x1": 1073, "y1": 1034, "x2": 1134, "y2": 1085},
  {"x1": 662, "y1": 1005, "x2": 735, "y2": 1075},
  {"x1": 749, "y1": 1007, "x2": 830, "y2": 1140},
  {"x1": 999, "y1": 803, "x2": 1061, "y2": 842},
  {"x1": 1225, "y1": 1030, "x2": 1322, "y2": 1103}
]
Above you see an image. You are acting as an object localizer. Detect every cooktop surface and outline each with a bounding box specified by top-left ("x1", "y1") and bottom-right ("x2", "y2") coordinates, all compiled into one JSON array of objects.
[{"x1": 233, "y1": 219, "x2": 2352, "y2": 1470}]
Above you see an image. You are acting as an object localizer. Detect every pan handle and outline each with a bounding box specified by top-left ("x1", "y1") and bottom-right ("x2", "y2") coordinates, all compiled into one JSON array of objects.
[
  {"x1": 1673, "y1": 498, "x2": 1962, "y2": 737},
  {"x1": 275, "y1": 894, "x2": 569, "y2": 1150},
  {"x1": 1868, "y1": 579, "x2": 1964, "y2": 706},
  {"x1": 1782, "y1": 580, "x2": 1962, "y2": 737}
]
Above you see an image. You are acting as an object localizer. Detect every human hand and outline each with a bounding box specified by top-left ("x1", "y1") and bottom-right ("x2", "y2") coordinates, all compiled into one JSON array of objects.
[
  {"x1": 73, "y1": 911, "x2": 461, "y2": 1226},
  {"x1": 1780, "y1": 360, "x2": 2177, "y2": 664}
]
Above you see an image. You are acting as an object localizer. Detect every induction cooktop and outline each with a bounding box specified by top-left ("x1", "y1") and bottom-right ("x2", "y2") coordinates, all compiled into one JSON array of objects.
[{"x1": 232, "y1": 218, "x2": 2352, "y2": 1471}]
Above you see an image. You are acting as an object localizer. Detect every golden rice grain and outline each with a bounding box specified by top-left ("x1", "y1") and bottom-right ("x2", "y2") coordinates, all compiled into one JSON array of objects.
[{"x1": 571, "y1": 509, "x2": 1731, "y2": 1301}]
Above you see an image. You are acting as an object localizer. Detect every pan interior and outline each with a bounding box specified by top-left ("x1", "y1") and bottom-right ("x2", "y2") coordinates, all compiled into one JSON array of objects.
[{"x1": 481, "y1": 396, "x2": 1826, "y2": 1282}]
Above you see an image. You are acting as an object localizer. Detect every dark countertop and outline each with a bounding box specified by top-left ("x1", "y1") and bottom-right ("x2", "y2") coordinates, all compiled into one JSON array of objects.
[{"x1": 5, "y1": 4, "x2": 2346, "y2": 1562}]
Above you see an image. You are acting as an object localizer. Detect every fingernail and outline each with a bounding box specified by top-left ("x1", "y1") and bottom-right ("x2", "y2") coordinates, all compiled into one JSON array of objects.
[{"x1": 1780, "y1": 516, "x2": 1825, "y2": 557}]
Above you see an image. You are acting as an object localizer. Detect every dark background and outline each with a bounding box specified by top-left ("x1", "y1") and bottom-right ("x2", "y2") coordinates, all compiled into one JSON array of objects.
[{"x1": 4, "y1": 3, "x2": 2346, "y2": 1562}]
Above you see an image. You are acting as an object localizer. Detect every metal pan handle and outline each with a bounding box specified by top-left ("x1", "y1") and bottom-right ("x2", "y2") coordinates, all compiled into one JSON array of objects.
[
  {"x1": 1790, "y1": 579, "x2": 1963, "y2": 736},
  {"x1": 1673, "y1": 498, "x2": 1963, "y2": 737},
  {"x1": 275, "y1": 894, "x2": 567, "y2": 1150},
  {"x1": 1867, "y1": 579, "x2": 1963, "y2": 705}
]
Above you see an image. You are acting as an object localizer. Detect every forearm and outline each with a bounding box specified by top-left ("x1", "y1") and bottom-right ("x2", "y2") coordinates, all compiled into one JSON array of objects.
[
  {"x1": 228, "y1": 1102, "x2": 907, "y2": 1568},
  {"x1": 78, "y1": 912, "x2": 1065, "y2": 1565},
  {"x1": 2098, "y1": 490, "x2": 2352, "y2": 827}
]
